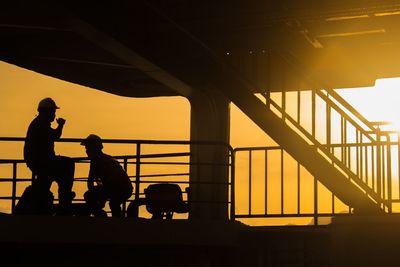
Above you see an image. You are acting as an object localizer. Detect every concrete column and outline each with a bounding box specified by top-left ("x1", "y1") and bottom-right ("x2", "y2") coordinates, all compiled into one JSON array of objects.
[{"x1": 189, "y1": 89, "x2": 231, "y2": 220}]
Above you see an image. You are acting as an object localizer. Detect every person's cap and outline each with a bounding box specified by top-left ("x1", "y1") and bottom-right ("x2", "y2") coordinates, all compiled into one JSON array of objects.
[
  {"x1": 81, "y1": 134, "x2": 103, "y2": 149},
  {"x1": 37, "y1": 97, "x2": 60, "y2": 111}
]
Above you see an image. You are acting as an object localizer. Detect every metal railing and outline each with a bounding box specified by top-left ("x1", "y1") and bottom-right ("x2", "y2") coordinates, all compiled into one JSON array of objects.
[
  {"x1": 2, "y1": 133, "x2": 398, "y2": 225},
  {"x1": 234, "y1": 146, "x2": 347, "y2": 226},
  {"x1": 233, "y1": 135, "x2": 400, "y2": 224},
  {"x1": 261, "y1": 88, "x2": 392, "y2": 211},
  {"x1": 0, "y1": 137, "x2": 234, "y2": 219}
]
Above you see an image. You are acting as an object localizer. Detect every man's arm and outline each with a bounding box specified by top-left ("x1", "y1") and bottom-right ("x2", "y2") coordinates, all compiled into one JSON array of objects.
[
  {"x1": 53, "y1": 118, "x2": 66, "y2": 139},
  {"x1": 87, "y1": 164, "x2": 95, "y2": 190}
]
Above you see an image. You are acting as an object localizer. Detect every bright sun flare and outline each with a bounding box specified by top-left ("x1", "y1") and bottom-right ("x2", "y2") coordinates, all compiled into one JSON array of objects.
[{"x1": 337, "y1": 78, "x2": 400, "y2": 132}]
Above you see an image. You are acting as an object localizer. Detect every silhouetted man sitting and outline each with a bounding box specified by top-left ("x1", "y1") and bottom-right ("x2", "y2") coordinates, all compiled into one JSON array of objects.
[
  {"x1": 23, "y1": 97, "x2": 75, "y2": 215},
  {"x1": 81, "y1": 134, "x2": 133, "y2": 217}
]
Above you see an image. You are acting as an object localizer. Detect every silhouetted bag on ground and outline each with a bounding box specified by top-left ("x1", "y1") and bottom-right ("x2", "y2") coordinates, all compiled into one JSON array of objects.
[
  {"x1": 13, "y1": 185, "x2": 54, "y2": 215},
  {"x1": 145, "y1": 183, "x2": 188, "y2": 215},
  {"x1": 127, "y1": 183, "x2": 188, "y2": 219}
]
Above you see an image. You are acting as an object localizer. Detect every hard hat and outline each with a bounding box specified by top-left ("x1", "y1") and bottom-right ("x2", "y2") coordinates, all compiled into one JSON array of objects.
[
  {"x1": 81, "y1": 134, "x2": 103, "y2": 149},
  {"x1": 37, "y1": 97, "x2": 59, "y2": 111}
]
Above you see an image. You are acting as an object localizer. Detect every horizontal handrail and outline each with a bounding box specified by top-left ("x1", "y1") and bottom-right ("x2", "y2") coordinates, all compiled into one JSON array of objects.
[{"x1": 0, "y1": 137, "x2": 234, "y2": 150}]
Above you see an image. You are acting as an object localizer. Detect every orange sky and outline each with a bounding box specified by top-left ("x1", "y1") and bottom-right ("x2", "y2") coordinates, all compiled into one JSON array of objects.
[
  {"x1": 4, "y1": 59, "x2": 399, "y2": 155},
  {"x1": 0, "y1": 61, "x2": 276, "y2": 157}
]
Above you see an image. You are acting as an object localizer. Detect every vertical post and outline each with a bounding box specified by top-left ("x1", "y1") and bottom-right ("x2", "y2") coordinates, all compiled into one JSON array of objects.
[
  {"x1": 341, "y1": 117, "x2": 345, "y2": 164},
  {"x1": 135, "y1": 143, "x2": 141, "y2": 201},
  {"x1": 312, "y1": 89, "x2": 316, "y2": 138},
  {"x1": 265, "y1": 149, "x2": 268, "y2": 215},
  {"x1": 282, "y1": 91, "x2": 286, "y2": 122},
  {"x1": 314, "y1": 176, "x2": 318, "y2": 226},
  {"x1": 360, "y1": 133, "x2": 364, "y2": 182},
  {"x1": 297, "y1": 162, "x2": 300, "y2": 215},
  {"x1": 248, "y1": 150, "x2": 252, "y2": 215},
  {"x1": 326, "y1": 99, "x2": 331, "y2": 150},
  {"x1": 376, "y1": 128, "x2": 382, "y2": 203},
  {"x1": 297, "y1": 90, "x2": 301, "y2": 124},
  {"x1": 382, "y1": 139, "x2": 386, "y2": 204},
  {"x1": 281, "y1": 149, "x2": 284, "y2": 215},
  {"x1": 329, "y1": 107, "x2": 335, "y2": 215},
  {"x1": 327, "y1": 98, "x2": 334, "y2": 215},
  {"x1": 365, "y1": 144, "x2": 369, "y2": 186},
  {"x1": 230, "y1": 150, "x2": 235, "y2": 221},
  {"x1": 123, "y1": 158, "x2": 128, "y2": 216},
  {"x1": 11, "y1": 162, "x2": 17, "y2": 212},
  {"x1": 344, "y1": 120, "x2": 350, "y2": 168},
  {"x1": 398, "y1": 134, "x2": 400, "y2": 205},
  {"x1": 356, "y1": 130, "x2": 359, "y2": 177},
  {"x1": 372, "y1": 144, "x2": 375, "y2": 191},
  {"x1": 386, "y1": 134, "x2": 392, "y2": 213}
]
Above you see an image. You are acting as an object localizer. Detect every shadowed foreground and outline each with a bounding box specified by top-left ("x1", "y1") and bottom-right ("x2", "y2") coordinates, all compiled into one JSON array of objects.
[{"x1": 1, "y1": 214, "x2": 400, "y2": 267}]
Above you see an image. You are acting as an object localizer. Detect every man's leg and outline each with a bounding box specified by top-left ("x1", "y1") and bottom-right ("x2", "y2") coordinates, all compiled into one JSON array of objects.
[
  {"x1": 109, "y1": 199, "x2": 123, "y2": 218},
  {"x1": 84, "y1": 186, "x2": 107, "y2": 217},
  {"x1": 25, "y1": 165, "x2": 54, "y2": 215},
  {"x1": 32, "y1": 164, "x2": 53, "y2": 192},
  {"x1": 52, "y1": 156, "x2": 75, "y2": 214}
]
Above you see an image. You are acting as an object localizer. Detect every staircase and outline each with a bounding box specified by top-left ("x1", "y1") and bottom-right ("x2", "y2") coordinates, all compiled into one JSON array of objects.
[{"x1": 225, "y1": 72, "x2": 391, "y2": 215}]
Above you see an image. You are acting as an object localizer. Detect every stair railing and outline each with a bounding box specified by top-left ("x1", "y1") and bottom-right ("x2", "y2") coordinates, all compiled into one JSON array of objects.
[{"x1": 261, "y1": 88, "x2": 392, "y2": 211}]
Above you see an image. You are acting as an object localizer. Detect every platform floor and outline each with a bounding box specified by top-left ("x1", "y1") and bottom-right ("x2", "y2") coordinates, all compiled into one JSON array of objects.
[{"x1": 1, "y1": 214, "x2": 400, "y2": 267}]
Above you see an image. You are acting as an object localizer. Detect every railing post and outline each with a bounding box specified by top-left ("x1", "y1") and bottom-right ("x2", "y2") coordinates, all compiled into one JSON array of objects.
[
  {"x1": 230, "y1": 150, "x2": 235, "y2": 221},
  {"x1": 297, "y1": 90, "x2": 301, "y2": 124},
  {"x1": 123, "y1": 158, "x2": 128, "y2": 216},
  {"x1": 376, "y1": 127, "x2": 382, "y2": 205},
  {"x1": 266, "y1": 149, "x2": 269, "y2": 216},
  {"x1": 341, "y1": 117, "x2": 346, "y2": 164},
  {"x1": 326, "y1": 97, "x2": 331, "y2": 150},
  {"x1": 135, "y1": 143, "x2": 141, "y2": 201},
  {"x1": 248, "y1": 150, "x2": 252, "y2": 215},
  {"x1": 282, "y1": 90, "x2": 286, "y2": 122},
  {"x1": 356, "y1": 130, "x2": 360, "y2": 177},
  {"x1": 398, "y1": 133, "x2": 400, "y2": 206},
  {"x1": 297, "y1": 162, "x2": 300, "y2": 215},
  {"x1": 314, "y1": 175, "x2": 318, "y2": 226},
  {"x1": 281, "y1": 149, "x2": 284, "y2": 215},
  {"x1": 386, "y1": 134, "x2": 392, "y2": 213},
  {"x1": 11, "y1": 162, "x2": 17, "y2": 213},
  {"x1": 312, "y1": 89, "x2": 316, "y2": 138}
]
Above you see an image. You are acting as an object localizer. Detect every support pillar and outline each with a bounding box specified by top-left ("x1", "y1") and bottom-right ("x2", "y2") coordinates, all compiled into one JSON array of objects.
[{"x1": 189, "y1": 89, "x2": 230, "y2": 220}]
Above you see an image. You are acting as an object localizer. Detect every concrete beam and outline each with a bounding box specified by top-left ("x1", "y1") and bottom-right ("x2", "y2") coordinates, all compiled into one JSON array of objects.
[{"x1": 60, "y1": 10, "x2": 194, "y2": 98}]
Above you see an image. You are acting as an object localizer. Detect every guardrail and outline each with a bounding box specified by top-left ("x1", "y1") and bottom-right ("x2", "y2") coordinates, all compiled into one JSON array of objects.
[
  {"x1": 4, "y1": 136, "x2": 398, "y2": 225},
  {"x1": 233, "y1": 137, "x2": 400, "y2": 225},
  {"x1": 0, "y1": 137, "x2": 234, "y2": 219}
]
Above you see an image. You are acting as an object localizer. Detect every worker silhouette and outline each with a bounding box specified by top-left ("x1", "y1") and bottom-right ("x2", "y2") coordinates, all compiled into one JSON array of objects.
[
  {"x1": 22, "y1": 97, "x2": 75, "y2": 215},
  {"x1": 81, "y1": 134, "x2": 133, "y2": 217}
]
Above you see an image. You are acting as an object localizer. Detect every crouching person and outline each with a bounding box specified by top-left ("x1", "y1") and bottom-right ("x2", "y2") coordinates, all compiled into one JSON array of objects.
[{"x1": 81, "y1": 134, "x2": 133, "y2": 217}]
